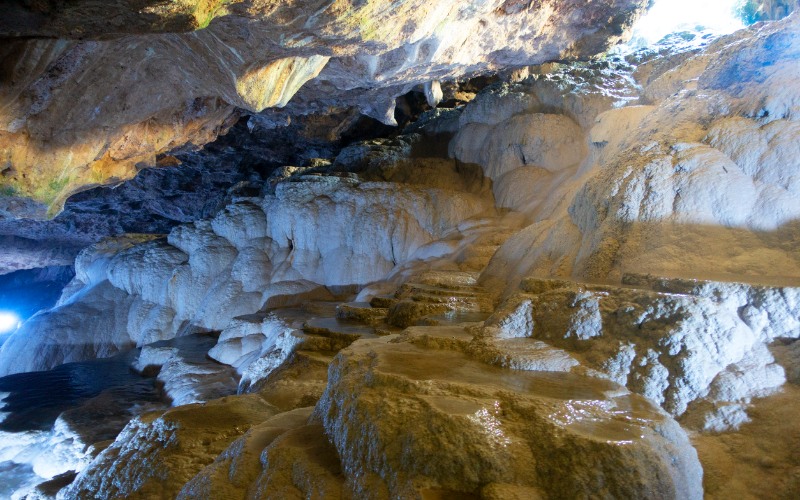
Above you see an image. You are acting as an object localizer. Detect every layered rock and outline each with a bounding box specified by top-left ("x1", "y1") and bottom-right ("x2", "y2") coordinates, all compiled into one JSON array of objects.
[
  {"x1": 4, "y1": 9, "x2": 799, "y2": 406},
  {"x1": 0, "y1": 152, "x2": 495, "y2": 374},
  {"x1": 315, "y1": 329, "x2": 702, "y2": 498},
  {"x1": 0, "y1": 108, "x2": 394, "y2": 275},
  {"x1": 2, "y1": 12, "x2": 800, "y2": 499},
  {"x1": 0, "y1": 141, "x2": 255, "y2": 274},
  {"x1": 65, "y1": 326, "x2": 704, "y2": 499},
  {"x1": 0, "y1": 0, "x2": 648, "y2": 213},
  {"x1": 486, "y1": 275, "x2": 799, "y2": 429},
  {"x1": 2, "y1": 0, "x2": 234, "y2": 38},
  {"x1": 63, "y1": 394, "x2": 279, "y2": 499},
  {"x1": 177, "y1": 407, "x2": 323, "y2": 499},
  {"x1": 477, "y1": 13, "x2": 800, "y2": 290}
]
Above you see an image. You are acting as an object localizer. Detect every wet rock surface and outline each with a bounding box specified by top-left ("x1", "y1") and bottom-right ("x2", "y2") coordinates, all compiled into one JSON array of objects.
[
  {"x1": 64, "y1": 394, "x2": 278, "y2": 499},
  {"x1": 1, "y1": 11, "x2": 800, "y2": 500},
  {"x1": 0, "y1": 129, "x2": 497, "y2": 375},
  {"x1": 317, "y1": 330, "x2": 702, "y2": 498},
  {"x1": 486, "y1": 275, "x2": 800, "y2": 426}
]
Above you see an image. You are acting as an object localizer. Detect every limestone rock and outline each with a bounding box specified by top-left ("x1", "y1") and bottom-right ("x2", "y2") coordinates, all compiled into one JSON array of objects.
[
  {"x1": 485, "y1": 276, "x2": 800, "y2": 424},
  {"x1": 0, "y1": 0, "x2": 648, "y2": 214},
  {"x1": 62, "y1": 394, "x2": 278, "y2": 499},
  {"x1": 0, "y1": 107, "x2": 397, "y2": 276},
  {"x1": 137, "y1": 333, "x2": 240, "y2": 406},
  {"x1": 0, "y1": 124, "x2": 278, "y2": 275},
  {"x1": 261, "y1": 180, "x2": 492, "y2": 286},
  {"x1": 480, "y1": 14, "x2": 800, "y2": 290},
  {"x1": 1, "y1": 0, "x2": 234, "y2": 38},
  {"x1": 315, "y1": 331, "x2": 703, "y2": 498},
  {"x1": 248, "y1": 422, "x2": 346, "y2": 499},
  {"x1": 209, "y1": 313, "x2": 305, "y2": 392},
  {"x1": 0, "y1": 157, "x2": 493, "y2": 374},
  {"x1": 0, "y1": 280, "x2": 136, "y2": 376},
  {"x1": 247, "y1": 349, "x2": 334, "y2": 412},
  {"x1": 386, "y1": 273, "x2": 493, "y2": 328},
  {"x1": 177, "y1": 407, "x2": 318, "y2": 499}
]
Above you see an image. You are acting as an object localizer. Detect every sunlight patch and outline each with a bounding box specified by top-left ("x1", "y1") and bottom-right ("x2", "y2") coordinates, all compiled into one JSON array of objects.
[
  {"x1": 630, "y1": 0, "x2": 745, "y2": 46},
  {"x1": 0, "y1": 313, "x2": 20, "y2": 335}
]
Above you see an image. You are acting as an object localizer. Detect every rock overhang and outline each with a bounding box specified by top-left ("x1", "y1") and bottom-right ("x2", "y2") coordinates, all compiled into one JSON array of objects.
[{"x1": 0, "y1": 0, "x2": 650, "y2": 215}]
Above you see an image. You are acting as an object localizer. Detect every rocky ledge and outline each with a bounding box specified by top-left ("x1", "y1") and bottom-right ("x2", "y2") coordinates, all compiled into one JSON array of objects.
[
  {"x1": 0, "y1": 0, "x2": 647, "y2": 214},
  {"x1": 0, "y1": 6, "x2": 799, "y2": 500}
]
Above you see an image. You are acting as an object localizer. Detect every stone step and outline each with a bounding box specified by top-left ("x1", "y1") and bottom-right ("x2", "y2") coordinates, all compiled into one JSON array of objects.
[
  {"x1": 300, "y1": 334, "x2": 358, "y2": 356},
  {"x1": 622, "y1": 272, "x2": 800, "y2": 296},
  {"x1": 387, "y1": 282, "x2": 494, "y2": 328},
  {"x1": 524, "y1": 273, "x2": 800, "y2": 300},
  {"x1": 369, "y1": 295, "x2": 398, "y2": 308},
  {"x1": 415, "y1": 311, "x2": 491, "y2": 326},
  {"x1": 230, "y1": 312, "x2": 270, "y2": 324},
  {"x1": 411, "y1": 270, "x2": 481, "y2": 288},
  {"x1": 336, "y1": 302, "x2": 389, "y2": 323},
  {"x1": 374, "y1": 325, "x2": 404, "y2": 336},
  {"x1": 519, "y1": 277, "x2": 578, "y2": 295},
  {"x1": 303, "y1": 317, "x2": 378, "y2": 340},
  {"x1": 387, "y1": 300, "x2": 452, "y2": 328},
  {"x1": 294, "y1": 349, "x2": 337, "y2": 363},
  {"x1": 407, "y1": 292, "x2": 486, "y2": 306},
  {"x1": 300, "y1": 301, "x2": 341, "y2": 317},
  {"x1": 250, "y1": 349, "x2": 336, "y2": 411},
  {"x1": 397, "y1": 283, "x2": 488, "y2": 299}
]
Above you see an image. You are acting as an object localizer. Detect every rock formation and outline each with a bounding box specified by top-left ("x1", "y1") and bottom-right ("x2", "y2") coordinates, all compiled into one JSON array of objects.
[
  {"x1": 0, "y1": 0, "x2": 647, "y2": 214},
  {"x1": 1, "y1": 2, "x2": 799, "y2": 499},
  {"x1": 739, "y1": 0, "x2": 800, "y2": 22},
  {"x1": 0, "y1": 108, "x2": 394, "y2": 276}
]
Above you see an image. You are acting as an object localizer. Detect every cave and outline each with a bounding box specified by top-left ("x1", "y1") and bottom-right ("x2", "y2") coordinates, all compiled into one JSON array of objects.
[{"x1": 1, "y1": 0, "x2": 799, "y2": 498}]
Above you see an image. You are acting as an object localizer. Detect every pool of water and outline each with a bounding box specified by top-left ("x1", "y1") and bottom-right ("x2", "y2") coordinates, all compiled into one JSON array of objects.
[
  {"x1": 0, "y1": 349, "x2": 165, "y2": 434},
  {"x1": 0, "y1": 348, "x2": 168, "y2": 498}
]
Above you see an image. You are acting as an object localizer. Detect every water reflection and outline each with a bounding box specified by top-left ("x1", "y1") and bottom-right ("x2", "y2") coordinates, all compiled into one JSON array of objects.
[
  {"x1": 0, "y1": 348, "x2": 169, "y2": 497},
  {"x1": 0, "y1": 349, "x2": 165, "y2": 434},
  {"x1": 467, "y1": 401, "x2": 511, "y2": 448}
]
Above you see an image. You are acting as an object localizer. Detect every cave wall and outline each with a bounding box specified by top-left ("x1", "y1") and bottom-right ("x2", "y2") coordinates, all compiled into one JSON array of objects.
[{"x1": 0, "y1": 0, "x2": 648, "y2": 215}]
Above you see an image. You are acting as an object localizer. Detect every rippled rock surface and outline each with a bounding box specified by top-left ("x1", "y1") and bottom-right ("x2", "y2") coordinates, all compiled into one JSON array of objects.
[
  {"x1": 1, "y1": 10, "x2": 799, "y2": 500},
  {"x1": 317, "y1": 329, "x2": 703, "y2": 498}
]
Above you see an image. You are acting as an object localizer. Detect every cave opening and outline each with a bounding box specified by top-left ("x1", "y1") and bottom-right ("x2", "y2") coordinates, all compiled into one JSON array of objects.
[
  {"x1": 0, "y1": 312, "x2": 20, "y2": 335},
  {"x1": 631, "y1": 0, "x2": 745, "y2": 45}
]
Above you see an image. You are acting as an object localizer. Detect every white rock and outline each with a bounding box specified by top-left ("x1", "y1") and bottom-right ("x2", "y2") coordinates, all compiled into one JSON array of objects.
[
  {"x1": 209, "y1": 313, "x2": 304, "y2": 392},
  {"x1": 126, "y1": 297, "x2": 176, "y2": 346},
  {"x1": 451, "y1": 113, "x2": 586, "y2": 181},
  {"x1": 210, "y1": 202, "x2": 269, "y2": 250},
  {"x1": 481, "y1": 18, "x2": 800, "y2": 287},
  {"x1": 133, "y1": 345, "x2": 178, "y2": 372},
  {"x1": 486, "y1": 277, "x2": 800, "y2": 424},
  {"x1": 157, "y1": 356, "x2": 238, "y2": 407},
  {"x1": 0, "y1": 281, "x2": 135, "y2": 376},
  {"x1": 423, "y1": 80, "x2": 443, "y2": 108}
]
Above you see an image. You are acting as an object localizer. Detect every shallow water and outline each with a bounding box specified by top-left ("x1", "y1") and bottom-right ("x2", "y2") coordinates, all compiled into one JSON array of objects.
[
  {"x1": 377, "y1": 341, "x2": 666, "y2": 444},
  {"x1": 0, "y1": 349, "x2": 164, "y2": 434},
  {"x1": 0, "y1": 461, "x2": 36, "y2": 499},
  {"x1": 0, "y1": 348, "x2": 168, "y2": 497}
]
